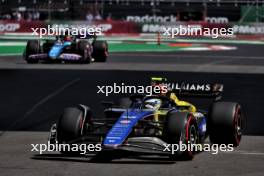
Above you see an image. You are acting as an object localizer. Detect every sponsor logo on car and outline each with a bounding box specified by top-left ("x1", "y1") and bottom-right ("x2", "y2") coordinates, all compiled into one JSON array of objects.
[
  {"x1": 120, "y1": 120, "x2": 131, "y2": 124},
  {"x1": 166, "y1": 82, "x2": 212, "y2": 91}
]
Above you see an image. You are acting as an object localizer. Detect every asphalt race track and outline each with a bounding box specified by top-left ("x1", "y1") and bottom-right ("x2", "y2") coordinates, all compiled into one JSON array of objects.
[
  {"x1": 0, "y1": 43, "x2": 264, "y2": 176},
  {"x1": 1, "y1": 44, "x2": 264, "y2": 73}
]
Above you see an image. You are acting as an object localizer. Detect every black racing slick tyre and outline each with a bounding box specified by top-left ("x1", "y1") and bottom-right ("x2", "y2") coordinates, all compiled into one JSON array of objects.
[
  {"x1": 56, "y1": 107, "x2": 92, "y2": 155},
  {"x1": 163, "y1": 112, "x2": 199, "y2": 160},
  {"x1": 92, "y1": 41, "x2": 108, "y2": 62},
  {"x1": 77, "y1": 40, "x2": 91, "y2": 64},
  {"x1": 208, "y1": 102, "x2": 243, "y2": 147},
  {"x1": 57, "y1": 107, "x2": 84, "y2": 144},
  {"x1": 25, "y1": 40, "x2": 41, "y2": 63}
]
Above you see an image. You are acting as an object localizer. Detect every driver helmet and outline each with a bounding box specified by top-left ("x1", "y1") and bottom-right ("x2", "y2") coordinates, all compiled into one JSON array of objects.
[{"x1": 144, "y1": 98, "x2": 162, "y2": 110}]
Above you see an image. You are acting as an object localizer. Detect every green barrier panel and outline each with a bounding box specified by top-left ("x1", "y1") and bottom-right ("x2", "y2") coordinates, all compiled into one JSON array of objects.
[{"x1": 241, "y1": 6, "x2": 264, "y2": 22}]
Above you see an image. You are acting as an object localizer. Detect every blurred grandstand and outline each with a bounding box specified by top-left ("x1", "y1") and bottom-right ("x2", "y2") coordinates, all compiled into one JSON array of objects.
[
  {"x1": 0, "y1": 0, "x2": 264, "y2": 42},
  {"x1": 0, "y1": 0, "x2": 263, "y2": 22}
]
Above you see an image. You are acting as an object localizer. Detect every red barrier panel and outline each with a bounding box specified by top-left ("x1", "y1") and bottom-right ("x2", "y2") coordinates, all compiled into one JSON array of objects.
[
  {"x1": 0, "y1": 20, "x2": 264, "y2": 38},
  {"x1": 94, "y1": 21, "x2": 140, "y2": 34}
]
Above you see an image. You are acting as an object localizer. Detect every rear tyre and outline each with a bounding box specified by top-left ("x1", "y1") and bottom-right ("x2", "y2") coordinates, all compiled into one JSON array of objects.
[
  {"x1": 163, "y1": 112, "x2": 198, "y2": 160},
  {"x1": 208, "y1": 102, "x2": 243, "y2": 147},
  {"x1": 77, "y1": 41, "x2": 91, "y2": 64},
  {"x1": 92, "y1": 41, "x2": 108, "y2": 62},
  {"x1": 25, "y1": 40, "x2": 41, "y2": 63}
]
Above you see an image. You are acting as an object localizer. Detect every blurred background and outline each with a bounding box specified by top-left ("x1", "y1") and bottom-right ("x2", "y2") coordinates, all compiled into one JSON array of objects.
[
  {"x1": 0, "y1": 0, "x2": 263, "y2": 54},
  {"x1": 1, "y1": 0, "x2": 264, "y2": 22},
  {"x1": 0, "y1": 0, "x2": 264, "y2": 38},
  {"x1": 0, "y1": 0, "x2": 264, "y2": 56}
]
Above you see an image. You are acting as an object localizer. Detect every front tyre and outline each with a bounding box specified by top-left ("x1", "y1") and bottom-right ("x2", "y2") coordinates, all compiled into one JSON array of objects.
[
  {"x1": 25, "y1": 40, "x2": 41, "y2": 63},
  {"x1": 208, "y1": 102, "x2": 243, "y2": 147},
  {"x1": 56, "y1": 107, "x2": 91, "y2": 155},
  {"x1": 57, "y1": 107, "x2": 84, "y2": 144}
]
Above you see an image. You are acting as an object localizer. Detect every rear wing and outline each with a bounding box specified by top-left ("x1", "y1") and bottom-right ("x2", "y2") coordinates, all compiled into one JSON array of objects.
[
  {"x1": 167, "y1": 82, "x2": 223, "y2": 100},
  {"x1": 150, "y1": 78, "x2": 223, "y2": 101}
]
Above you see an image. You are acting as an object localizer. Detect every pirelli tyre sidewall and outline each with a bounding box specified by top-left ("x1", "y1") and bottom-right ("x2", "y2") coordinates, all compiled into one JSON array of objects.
[
  {"x1": 25, "y1": 40, "x2": 41, "y2": 63},
  {"x1": 163, "y1": 111, "x2": 198, "y2": 160},
  {"x1": 208, "y1": 102, "x2": 243, "y2": 147}
]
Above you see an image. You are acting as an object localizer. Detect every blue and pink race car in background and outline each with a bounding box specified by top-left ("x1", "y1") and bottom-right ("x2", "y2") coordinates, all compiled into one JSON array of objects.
[{"x1": 23, "y1": 34, "x2": 108, "y2": 64}]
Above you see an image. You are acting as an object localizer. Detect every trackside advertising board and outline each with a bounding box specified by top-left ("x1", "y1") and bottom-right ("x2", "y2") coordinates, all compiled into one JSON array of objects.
[{"x1": 0, "y1": 20, "x2": 264, "y2": 36}]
